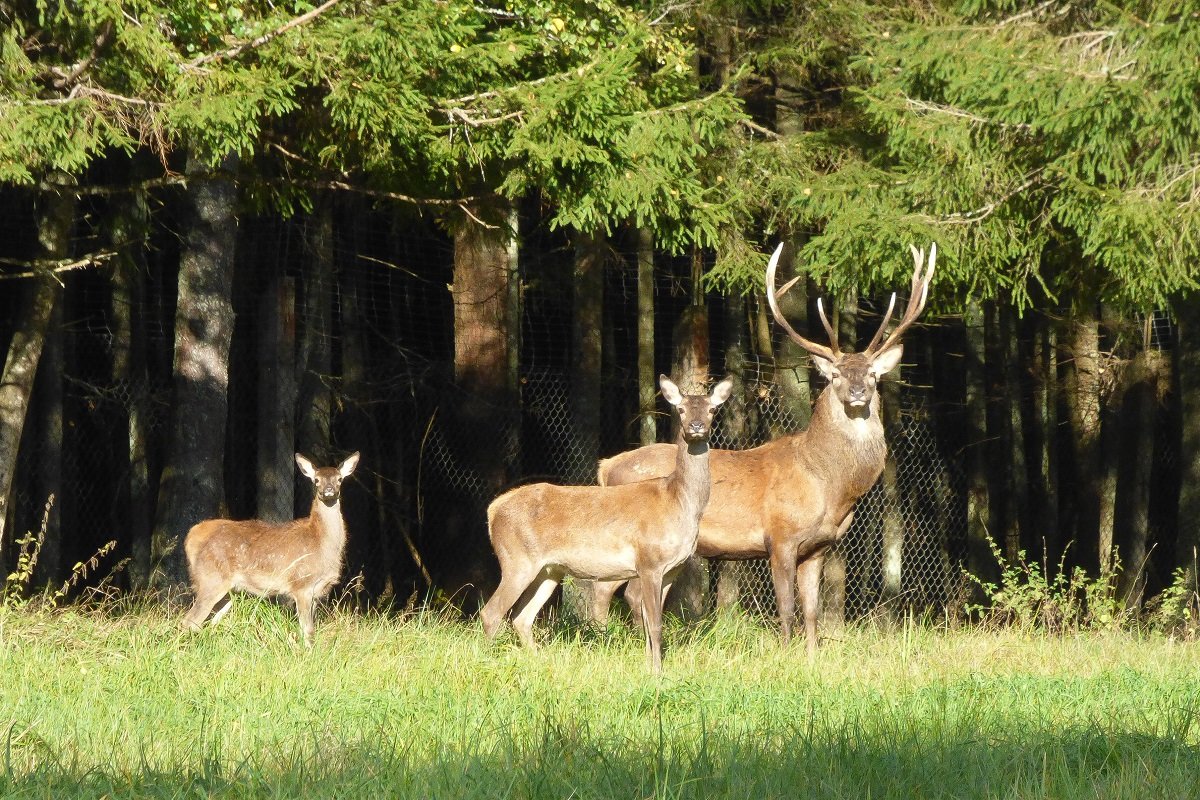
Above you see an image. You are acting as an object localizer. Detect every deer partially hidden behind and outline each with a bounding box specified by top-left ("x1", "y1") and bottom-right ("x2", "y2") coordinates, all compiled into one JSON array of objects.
[
  {"x1": 594, "y1": 243, "x2": 936, "y2": 655},
  {"x1": 480, "y1": 374, "x2": 733, "y2": 672},
  {"x1": 182, "y1": 451, "x2": 360, "y2": 645}
]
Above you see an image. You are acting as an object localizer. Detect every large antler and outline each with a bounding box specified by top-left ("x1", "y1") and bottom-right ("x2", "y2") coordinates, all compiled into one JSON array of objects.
[
  {"x1": 765, "y1": 243, "x2": 838, "y2": 362},
  {"x1": 863, "y1": 242, "x2": 936, "y2": 356}
]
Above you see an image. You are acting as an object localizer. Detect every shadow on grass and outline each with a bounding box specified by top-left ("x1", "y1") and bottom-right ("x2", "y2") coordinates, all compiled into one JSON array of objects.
[{"x1": 3, "y1": 721, "x2": 1197, "y2": 800}]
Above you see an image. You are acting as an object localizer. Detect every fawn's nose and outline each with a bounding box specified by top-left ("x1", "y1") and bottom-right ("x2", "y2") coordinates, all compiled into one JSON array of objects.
[{"x1": 686, "y1": 420, "x2": 706, "y2": 437}]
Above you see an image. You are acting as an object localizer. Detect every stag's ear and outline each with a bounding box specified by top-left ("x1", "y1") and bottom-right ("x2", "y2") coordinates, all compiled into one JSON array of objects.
[
  {"x1": 710, "y1": 376, "x2": 735, "y2": 406},
  {"x1": 870, "y1": 345, "x2": 904, "y2": 377},
  {"x1": 339, "y1": 451, "x2": 361, "y2": 478},
  {"x1": 810, "y1": 352, "x2": 837, "y2": 380},
  {"x1": 295, "y1": 453, "x2": 317, "y2": 479},
  {"x1": 659, "y1": 374, "x2": 684, "y2": 405}
]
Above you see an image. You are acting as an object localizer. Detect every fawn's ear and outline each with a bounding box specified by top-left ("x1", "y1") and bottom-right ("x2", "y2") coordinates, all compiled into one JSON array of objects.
[
  {"x1": 339, "y1": 451, "x2": 361, "y2": 478},
  {"x1": 710, "y1": 375, "x2": 735, "y2": 406},
  {"x1": 659, "y1": 374, "x2": 683, "y2": 406},
  {"x1": 295, "y1": 453, "x2": 317, "y2": 479}
]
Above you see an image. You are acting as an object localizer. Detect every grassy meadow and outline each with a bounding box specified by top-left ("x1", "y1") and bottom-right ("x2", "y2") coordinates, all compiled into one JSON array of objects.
[{"x1": 0, "y1": 598, "x2": 1197, "y2": 799}]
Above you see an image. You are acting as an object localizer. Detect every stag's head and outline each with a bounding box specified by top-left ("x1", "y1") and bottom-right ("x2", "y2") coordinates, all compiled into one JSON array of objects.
[
  {"x1": 296, "y1": 452, "x2": 360, "y2": 505},
  {"x1": 765, "y1": 243, "x2": 936, "y2": 415}
]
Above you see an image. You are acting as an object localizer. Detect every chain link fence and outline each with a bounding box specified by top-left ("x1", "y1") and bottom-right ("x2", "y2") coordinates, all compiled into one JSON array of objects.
[{"x1": 10, "y1": 208, "x2": 1183, "y2": 622}]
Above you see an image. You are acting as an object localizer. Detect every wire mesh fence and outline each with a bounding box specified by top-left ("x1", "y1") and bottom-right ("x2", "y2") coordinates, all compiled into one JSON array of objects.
[{"x1": 2, "y1": 206, "x2": 1181, "y2": 621}]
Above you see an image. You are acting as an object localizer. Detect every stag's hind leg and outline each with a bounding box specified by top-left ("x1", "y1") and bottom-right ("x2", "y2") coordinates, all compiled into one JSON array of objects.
[
  {"x1": 590, "y1": 579, "x2": 624, "y2": 624},
  {"x1": 480, "y1": 564, "x2": 538, "y2": 640},
  {"x1": 510, "y1": 570, "x2": 560, "y2": 649}
]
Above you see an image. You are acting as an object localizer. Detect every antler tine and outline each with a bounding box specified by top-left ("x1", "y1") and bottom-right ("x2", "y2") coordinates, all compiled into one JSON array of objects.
[
  {"x1": 865, "y1": 242, "x2": 937, "y2": 357},
  {"x1": 765, "y1": 243, "x2": 837, "y2": 361},
  {"x1": 815, "y1": 297, "x2": 838, "y2": 352},
  {"x1": 862, "y1": 291, "x2": 898, "y2": 354}
]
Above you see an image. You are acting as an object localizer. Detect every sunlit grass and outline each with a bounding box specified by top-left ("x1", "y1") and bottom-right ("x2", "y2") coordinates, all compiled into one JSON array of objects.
[{"x1": 0, "y1": 599, "x2": 1197, "y2": 798}]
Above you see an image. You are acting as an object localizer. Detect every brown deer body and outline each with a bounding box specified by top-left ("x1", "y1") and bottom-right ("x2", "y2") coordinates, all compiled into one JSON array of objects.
[
  {"x1": 480, "y1": 375, "x2": 733, "y2": 672},
  {"x1": 595, "y1": 243, "x2": 936, "y2": 655},
  {"x1": 182, "y1": 451, "x2": 360, "y2": 645}
]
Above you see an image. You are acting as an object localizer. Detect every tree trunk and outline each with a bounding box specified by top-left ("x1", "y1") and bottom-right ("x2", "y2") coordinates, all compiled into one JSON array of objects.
[
  {"x1": 109, "y1": 188, "x2": 154, "y2": 588},
  {"x1": 637, "y1": 227, "x2": 657, "y2": 446},
  {"x1": 256, "y1": 276, "x2": 297, "y2": 524},
  {"x1": 667, "y1": 247, "x2": 710, "y2": 618},
  {"x1": 561, "y1": 228, "x2": 605, "y2": 620},
  {"x1": 446, "y1": 203, "x2": 517, "y2": 600},
  {"x1": 1117, "y1": 339, "x2": 1162, "y2": 608},
  {"x1": 1031, "y1": 312, "x2": 1059, "y2": 567},
  {"x1": 715, "y1": 291, "x2": 754, "y2": 611},
  {"x1": 879, "y1": 358, "x2": 903, "y2": 623},
  {"x1": 31, "y1": 289, "x2": 64, "y2": 585},
  {"x1": 570, "y1": 229, "x2": 604, "y2": 482},
  {"x1": 964, "y1": 297, "x2": 995, "y2": 586},
  {"x1": 1176, "y1": 297, "x2": 1200, "y2": 598},
  {"x1": 296, "y1": 197, "x2": 334, "y2": 475},
  {"x1": 820, "y1": 287, "x2": 856, "y2": 631},
  {"x1": 0, "y1": 176, "x2": 72, "y2": 556},
  {"x1": 1001, "y1": 306, "x2": 1030, "y2": 562},
  {"x1": 151, "y1": 153, "x2": 238, "y2": 587},
  {"x1": 771, "y1": 247, "x2": 813, "y2": 433},
  {"x1": 1066, "y1": 308, "x2": 1103, "y2": 574}
]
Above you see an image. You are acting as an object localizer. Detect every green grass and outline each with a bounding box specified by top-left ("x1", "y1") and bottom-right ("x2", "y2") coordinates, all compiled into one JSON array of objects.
[{"x1": 0, "y1": 599, "x2": 1198, "y2": 799}]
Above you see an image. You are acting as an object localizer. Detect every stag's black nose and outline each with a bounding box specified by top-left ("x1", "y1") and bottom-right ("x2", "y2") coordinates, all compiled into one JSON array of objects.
[{"x1": 687, "y1": 420, "x2": 706, "y2": 436}]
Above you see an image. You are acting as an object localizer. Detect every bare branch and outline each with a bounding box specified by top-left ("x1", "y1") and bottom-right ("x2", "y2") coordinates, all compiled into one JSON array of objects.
[
  {"x1": 904, "y1": 96, "x2": 1033, "y2": 132},
  {"x1": 0, "y1": 251, "x2": 117, "y2": 281},
  {"x1": 186, "y1": 0, "x2": 341, "y2": 70}
]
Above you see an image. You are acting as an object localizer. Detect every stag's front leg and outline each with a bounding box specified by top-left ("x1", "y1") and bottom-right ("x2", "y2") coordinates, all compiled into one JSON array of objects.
[
  {"x1": 794, "y1": 554, "x2": 825, "y2": 660},
  {"x1": 767, "y1": 537, "x2": 800, "y2": 646}
]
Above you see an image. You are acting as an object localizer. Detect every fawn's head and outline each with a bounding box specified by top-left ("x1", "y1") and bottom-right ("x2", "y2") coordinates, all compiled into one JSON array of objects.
[
  {"x1": 766, "y1": 242, "x2": 936, "y2": 416},
  {"x1": 296, "y1": 452, "x2": 360, "y2": 505},
  {"x1": 659, "y1": 374, "x2": 734, "y2": 444}
]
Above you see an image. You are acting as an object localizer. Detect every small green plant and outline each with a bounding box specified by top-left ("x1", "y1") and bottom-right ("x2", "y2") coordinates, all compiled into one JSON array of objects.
[
  {"x1": 964, "y1": 535, "x2": 1128, "y2": 633},
  {"x1": 2, "y1": 496, "x2": 53, "y2": 609},
  {"x1": 1146, "y1": 566, "x2": 1200, "y2": 639},
  {"x1": 1, "y1": 494, "x2": 126, "y2": 610}
]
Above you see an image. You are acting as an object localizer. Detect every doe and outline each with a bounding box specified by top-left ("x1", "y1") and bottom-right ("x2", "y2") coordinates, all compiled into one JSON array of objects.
[
  {"x1": 480, "y1": 374, "x2": 732, "y2": 672},
  {"x1": 182, "y1": 451, "x2": 360, "y2": 645}
]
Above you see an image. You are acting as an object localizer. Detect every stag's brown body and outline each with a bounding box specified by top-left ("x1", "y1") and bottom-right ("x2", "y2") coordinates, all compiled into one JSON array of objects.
[
  {"x1": 183, "y1": 452, "x2": 359, "y2": 644},
  {"x1": 481, "y1": 375, "x2": 731, "y2": 672},
  {"x1": 595, "y1": 243, "x2": 935, "y2": 654}
]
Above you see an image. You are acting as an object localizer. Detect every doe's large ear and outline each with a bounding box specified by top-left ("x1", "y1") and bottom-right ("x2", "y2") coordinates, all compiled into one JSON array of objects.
[
  {"x1": 870, "y1": 345, "x2": 904, "y2": 377},
  {"x1": 709, "y1": 375, "x2": 735, "y2": 406},
  {"x1": 339, "y1": 451, "x2": 361, "y2": 478},
  {"x1": 659, "y1": 374, "x2": 683, "y2": 406},
  {"x1": 295, "y1": 453, "x2": 317, "y2": 479}
]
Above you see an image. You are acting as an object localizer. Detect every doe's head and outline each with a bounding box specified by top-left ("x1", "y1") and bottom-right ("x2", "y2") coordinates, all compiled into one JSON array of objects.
[
  {"x1": 296, "y1": 451, "x2": 360, "y2": 505},
  {"x1": 659, "y1": 374, "x2": 734, "y2": 443}
]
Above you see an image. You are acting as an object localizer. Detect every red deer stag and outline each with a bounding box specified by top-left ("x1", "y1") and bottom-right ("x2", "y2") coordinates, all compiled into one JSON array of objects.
[
  {"x1": 480, "y1": 374, "x2": 733, "y2": 672},
  {"x1": 182, "y1": 451, "x2": 360, "y2": 645},
  {"x1": 593, "y1": 243, "x2": 936, "y2": 655}
]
